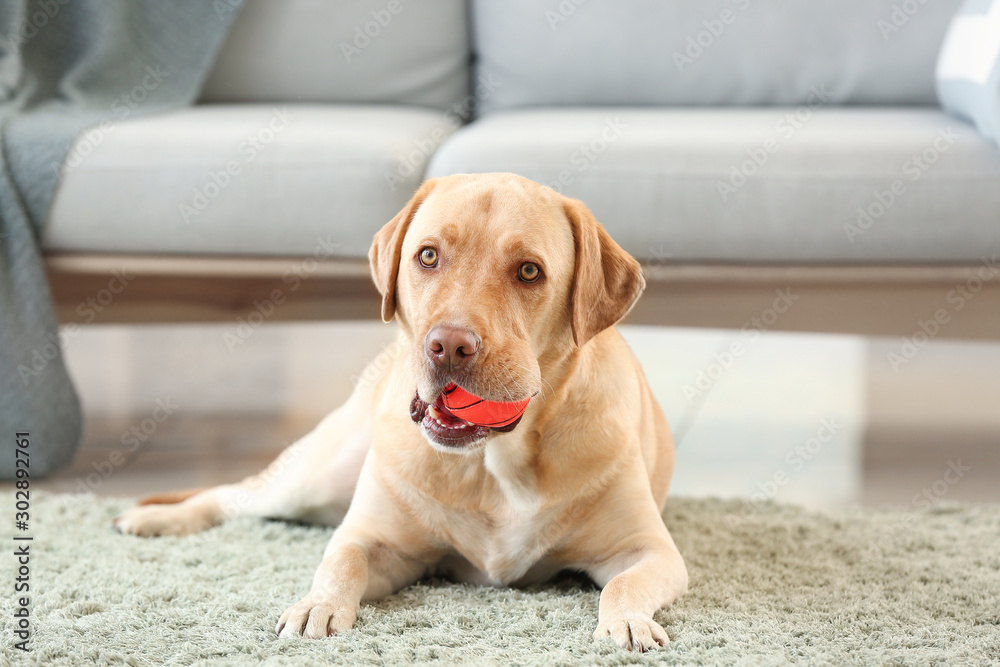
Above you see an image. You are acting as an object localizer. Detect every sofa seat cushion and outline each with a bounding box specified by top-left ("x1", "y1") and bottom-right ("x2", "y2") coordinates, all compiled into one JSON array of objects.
[
  {"x1": 43, "y1": 105, "x2": 454, "y2": 257},
  {"x1": 426, "y1": 108, "x2": 1000, "y2": 262}
]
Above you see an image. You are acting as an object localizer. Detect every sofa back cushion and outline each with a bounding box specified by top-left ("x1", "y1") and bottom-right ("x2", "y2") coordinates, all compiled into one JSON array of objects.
[
  {"x1": 201, "y1": 0, "x2": 470, "y2": 111},
  {"x1": 472, "y1": 0, "x2": 964, "y2": 112}
]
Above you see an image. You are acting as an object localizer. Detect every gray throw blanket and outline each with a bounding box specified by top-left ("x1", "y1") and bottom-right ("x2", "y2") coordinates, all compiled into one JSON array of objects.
[{"x1": 0, "y1": 0, "x2": 241, "y2": 478}]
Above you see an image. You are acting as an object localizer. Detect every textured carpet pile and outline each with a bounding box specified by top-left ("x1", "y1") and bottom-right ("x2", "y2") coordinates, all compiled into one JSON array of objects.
[{"x1": 1, "y1": 492, "x2": 998, "y2": 665}]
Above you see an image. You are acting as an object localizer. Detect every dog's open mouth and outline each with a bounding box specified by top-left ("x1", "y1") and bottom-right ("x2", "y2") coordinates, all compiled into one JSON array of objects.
[{"x1": 410, "y1": 388, "x2": 524, "y2": 448}]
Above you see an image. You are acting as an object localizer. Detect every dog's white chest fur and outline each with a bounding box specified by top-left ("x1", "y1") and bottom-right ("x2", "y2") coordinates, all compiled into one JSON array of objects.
[
  {"x1": 481, "y1": 445, "x2": 547, "y2": 581},
  {"x1": 432, "y1": 442, "x2": 562, "y2": 586}
]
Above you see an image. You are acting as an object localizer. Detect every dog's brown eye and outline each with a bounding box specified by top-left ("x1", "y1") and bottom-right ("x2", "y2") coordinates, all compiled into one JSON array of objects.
[
  {"x1": 518, "y1": 262, "x2": 540, "y2": 282},
  {"x1": 419, "y1": 247, "x2": 438, "y2": 268}
]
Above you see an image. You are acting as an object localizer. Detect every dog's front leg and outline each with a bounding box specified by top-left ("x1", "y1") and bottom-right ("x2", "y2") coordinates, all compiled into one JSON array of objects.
[
  {"x1": 586, "y1": 533, "x2": 688, "y2": 652},
  {"x1": 277, "y1": 465, "x2": 438, "y2": 639},
  {"x1": 276, "y1": 534, "x2": 428, "y2": 638}
]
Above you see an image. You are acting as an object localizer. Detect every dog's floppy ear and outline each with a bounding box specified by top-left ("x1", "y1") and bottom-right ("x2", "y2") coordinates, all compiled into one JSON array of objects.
[
  {"x1": 369, "y1": 179, "x2": 437, "y2": 322},
  {"x1": 564, "y1": 197, "x2": 645, "y2": 347}
]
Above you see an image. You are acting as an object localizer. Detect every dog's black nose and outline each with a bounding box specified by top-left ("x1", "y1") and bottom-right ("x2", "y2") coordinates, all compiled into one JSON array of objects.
[{"x1": 425, "y1": 325, "x2": 480, "y2": 372}]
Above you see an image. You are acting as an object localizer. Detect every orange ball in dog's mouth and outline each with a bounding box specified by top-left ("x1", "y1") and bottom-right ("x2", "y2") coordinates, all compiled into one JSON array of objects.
[
  {"x1": 440, "y1": 383, "x2": 531, "y2": 428},
  {"x1": 409, "y1": 384, "x2": 533, "y2": 447}
]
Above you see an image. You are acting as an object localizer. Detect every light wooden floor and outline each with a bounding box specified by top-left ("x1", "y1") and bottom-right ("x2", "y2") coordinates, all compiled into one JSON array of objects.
[{"x1": 19, "y1": 322, "x2": 1000, "y2": 509}]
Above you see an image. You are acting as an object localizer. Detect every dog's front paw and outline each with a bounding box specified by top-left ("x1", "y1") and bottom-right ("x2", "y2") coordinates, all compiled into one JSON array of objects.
[
  {"x1": 594, "y1": 617, "x2": 669, "y2": 652},
  {"x1": 113, "y1": 504, "x2": 212, "y2": 537},
  {"x1": 276, "y1": 597, "x2": 357, "y2": 639}
]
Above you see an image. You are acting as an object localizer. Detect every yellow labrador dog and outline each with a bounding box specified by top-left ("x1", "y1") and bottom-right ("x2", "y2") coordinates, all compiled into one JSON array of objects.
[{"x1": 114, "y1": 173, "x2": 688, "y2": 652}]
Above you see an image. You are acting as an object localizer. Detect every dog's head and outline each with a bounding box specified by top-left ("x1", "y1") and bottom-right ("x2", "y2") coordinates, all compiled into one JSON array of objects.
[{"x1": 369, "y1": 173, "x2": 644, "y2": 453}]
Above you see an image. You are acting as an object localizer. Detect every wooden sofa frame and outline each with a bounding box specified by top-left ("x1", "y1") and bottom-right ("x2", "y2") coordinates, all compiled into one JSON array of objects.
[{"x1": 45, "y1": 254, "x2": 1000, "y2": 341}]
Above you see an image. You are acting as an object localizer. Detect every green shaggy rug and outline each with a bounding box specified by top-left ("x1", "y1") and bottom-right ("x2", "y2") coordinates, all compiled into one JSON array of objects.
[{"x1": 1, "y1": 492, "x2": 998, "y2": 666}]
